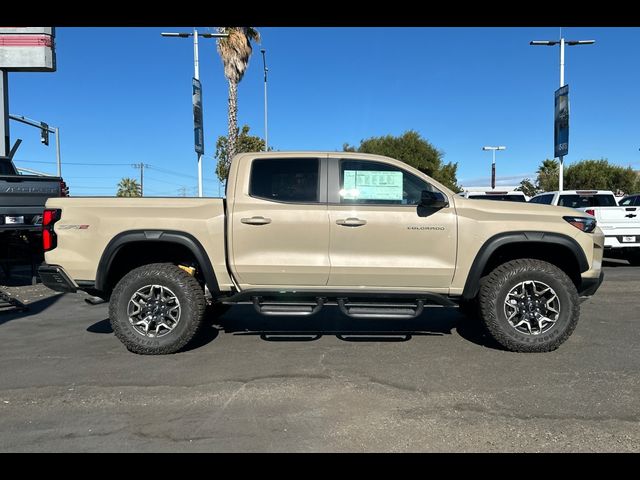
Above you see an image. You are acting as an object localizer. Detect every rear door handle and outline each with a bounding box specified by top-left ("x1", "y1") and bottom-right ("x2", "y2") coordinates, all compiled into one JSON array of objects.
[
  {"x1": 336, "y1": 217, "x2": 367, "y2": 227},
  {"x1": 241, "y1": 216, "x2": 272, "y2": 225}
]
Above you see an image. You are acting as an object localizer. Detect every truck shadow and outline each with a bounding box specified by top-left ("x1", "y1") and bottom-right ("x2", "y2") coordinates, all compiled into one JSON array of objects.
[
  {"x1": 198, "y1": 305, "x2": 500, "y2": 350},
  {"x1": 0, "y1": 293, "x2": 63, "y2": 326}
]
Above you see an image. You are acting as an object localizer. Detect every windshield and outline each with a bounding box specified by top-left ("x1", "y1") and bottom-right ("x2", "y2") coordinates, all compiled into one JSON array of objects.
[
  {"x1": 558, "y1": 194, "x2": 617, "y2": 208},
  {"x1": 468, "y1": 194, "x2": 526, "y2": 202}
]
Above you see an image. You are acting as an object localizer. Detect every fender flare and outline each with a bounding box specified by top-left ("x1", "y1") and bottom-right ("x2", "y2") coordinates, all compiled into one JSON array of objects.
[
  {"x1": 461, "y1": 231, "x2": 589, "y2": 300},
  {"x1": 95, "y1": 230, "x2": 220, "y2": 295}
]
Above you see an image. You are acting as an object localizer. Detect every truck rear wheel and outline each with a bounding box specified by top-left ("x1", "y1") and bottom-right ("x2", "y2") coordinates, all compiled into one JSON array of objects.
[
  {"x1": 109, "y1": 263, "x2": 206, "y2": 354},
  {"x1": 478, "y1": 259, "x2": 580, "y2": 352}
]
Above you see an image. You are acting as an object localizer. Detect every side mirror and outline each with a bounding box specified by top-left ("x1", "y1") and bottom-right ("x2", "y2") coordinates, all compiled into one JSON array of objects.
[{"x1": 420, "y1": 190, "x2": 449, "y2": 208}]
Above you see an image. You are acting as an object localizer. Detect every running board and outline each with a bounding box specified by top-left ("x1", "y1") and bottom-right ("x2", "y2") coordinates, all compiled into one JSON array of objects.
[{"x1": 220, "y1": 289, "x2": 455, "y2": 319}]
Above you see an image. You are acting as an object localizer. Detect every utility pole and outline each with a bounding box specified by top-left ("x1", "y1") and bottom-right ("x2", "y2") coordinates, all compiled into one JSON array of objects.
[
  {"x1": 0, "y1": 70, "x2": 8, "y2": 159},
  {"x1": 261, "y1": 49, "x2": 269, "y2": 151},
  {"x1": 132, "y1": 163, "x2": 150, "y2": 196},
  {"x1": 161, "y1": 29, "x2": 229, "y2": 197},
  {"x1": 530, "y1": 33, "x2": 595, "y2": 191}
]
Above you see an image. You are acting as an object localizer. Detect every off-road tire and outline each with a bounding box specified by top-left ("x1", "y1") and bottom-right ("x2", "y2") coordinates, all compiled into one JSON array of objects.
[
  {"x1": 109, "y1": 263, "x2": 206, "y2": 354},
  {"x1": 458, "y1": 297, "x2": 479, "y2": 319},
  {"x1": 479, "y1": 259, "x2": 580, "y2": 352}
]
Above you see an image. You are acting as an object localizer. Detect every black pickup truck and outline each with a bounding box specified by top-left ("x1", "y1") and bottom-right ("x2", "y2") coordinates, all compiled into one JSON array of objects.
[{"x1": 1, "y1": 158, "x2": 68, "y2": 233}]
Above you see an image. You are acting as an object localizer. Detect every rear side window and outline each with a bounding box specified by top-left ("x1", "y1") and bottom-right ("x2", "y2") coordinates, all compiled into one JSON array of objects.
[
  {"x1": 558, "y1": 194, "x2": 617, "y2": 208},
  {"x1": 249, "y1": 158, "x2": 319, "y2": 203},
  {"x1": 530, "y1": 194, "x2": 554, "y2": 205}
]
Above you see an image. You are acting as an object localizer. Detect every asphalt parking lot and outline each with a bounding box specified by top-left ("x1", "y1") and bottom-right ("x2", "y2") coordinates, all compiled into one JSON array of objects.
[{"x1": 1, "y1": 261, "x2": 639, "y2": 452}]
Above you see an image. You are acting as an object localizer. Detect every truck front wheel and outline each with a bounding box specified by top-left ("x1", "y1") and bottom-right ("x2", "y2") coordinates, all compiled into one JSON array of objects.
[
  {"x1": 109, "y1": 263, "x2": 206, "y2": 354},
  {"x1": 479, "y1": 259, "x2": 580, "y2": 352}
]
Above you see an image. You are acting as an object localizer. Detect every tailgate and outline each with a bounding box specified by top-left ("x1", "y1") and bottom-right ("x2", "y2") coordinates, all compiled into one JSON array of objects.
[
  {"x1": 0, "y1": 175, "x2": 61, "y2": 207},
  {"x1": 588, "y1": 206, "x2": 640, "y2": 227}
]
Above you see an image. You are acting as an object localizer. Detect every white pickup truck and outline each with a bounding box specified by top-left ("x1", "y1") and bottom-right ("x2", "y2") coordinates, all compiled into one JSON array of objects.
[{"x1": 530, "y1": 190, "x2": 640, "y2": 265}]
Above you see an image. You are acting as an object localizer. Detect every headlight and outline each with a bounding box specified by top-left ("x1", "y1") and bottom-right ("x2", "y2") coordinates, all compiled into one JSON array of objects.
[{"x1": 563, "y1": 216, "x2": 597, "y2": 233}]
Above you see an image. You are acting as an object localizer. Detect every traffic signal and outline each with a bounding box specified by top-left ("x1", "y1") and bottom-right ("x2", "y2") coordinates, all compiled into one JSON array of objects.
[{"x1": 40, "y1": 122, "x2": 49, "y2": 146}]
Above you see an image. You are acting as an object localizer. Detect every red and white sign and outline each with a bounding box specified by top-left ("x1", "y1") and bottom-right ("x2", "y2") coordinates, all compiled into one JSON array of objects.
[{"x1": 0, "y1": 27, "x2": 56, "y2": 72}]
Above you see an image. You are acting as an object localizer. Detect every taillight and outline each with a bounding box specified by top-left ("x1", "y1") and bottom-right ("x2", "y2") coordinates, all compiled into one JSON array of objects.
[
  {"x1": 59, "y1": 179, "x2": 69, "y2": 197},
  {"x1": 42, "y1": 208, "x2": 61, "y2": 252},
  {"x1": 585, "y1": 209, "x2": 595, "y2": 217}
]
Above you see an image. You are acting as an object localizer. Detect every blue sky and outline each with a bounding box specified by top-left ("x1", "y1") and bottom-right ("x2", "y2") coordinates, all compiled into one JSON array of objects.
[{"x1": 8, "y1": 26, "x2": 640, "y2": 195}]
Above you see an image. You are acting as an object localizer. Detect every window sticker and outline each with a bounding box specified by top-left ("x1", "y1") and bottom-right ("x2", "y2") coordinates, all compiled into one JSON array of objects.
[{"x1": 341, "y1": 170, "x2": 403, "y2": 200}]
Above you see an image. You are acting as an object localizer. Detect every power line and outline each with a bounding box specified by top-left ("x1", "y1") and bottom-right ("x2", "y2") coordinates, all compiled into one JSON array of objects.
[
  {"x1": 14, "y1": 159, "x2": 133, "y2": 166},
  {"x1": 148, "y1": 165, "x2": 199, "y2": 181}
]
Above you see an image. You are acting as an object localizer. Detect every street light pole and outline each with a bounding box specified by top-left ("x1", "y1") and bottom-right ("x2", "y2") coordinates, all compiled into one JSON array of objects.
[
  {"x1": 530, "y1": 35, "x2": 595, "y2": 191},
  {"x1": 482, "y1": 146, "x2": 506, "y2": 190},
  {"x1": 161, "y1": 29, "x2": 229, "y2": 197},
  {"x1": 261, "y1": 49, "x2": 268, "y2": 151},
  {"x1": 8, "y1": 114, "x2": 61, "y2": 176},
  {"x1": 193, "y1": 29, "x2": 203, "y2": 198}
]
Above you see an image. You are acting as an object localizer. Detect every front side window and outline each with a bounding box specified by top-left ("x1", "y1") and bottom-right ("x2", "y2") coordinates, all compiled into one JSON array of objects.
[
  {"x1": 249, "y1": 158, "x2": 319, "y2": 203},
  {"x1": 619, "y1": 196, "x2": 638, "y2": 206},
  {"x1": 530, "y1": 194, "x2": 554, "y2": 205},
  {"x1": 339, "y1": 160, "x2": 437, "y2": 205}
]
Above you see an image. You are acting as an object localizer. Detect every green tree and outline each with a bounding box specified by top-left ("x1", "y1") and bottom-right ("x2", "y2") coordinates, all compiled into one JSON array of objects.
[
  {"x1": 215, "y1": 124, "x2": 268, "y2": 181},
  {"x1": 536, "y1": 159, "x2": 559, "y2": 192},
  {"x1": 116, "y1": 177, "x2": 141, "y2": 197},
  {"x1": 564, "y1": 159, "x2": 637, "y2": 194},
  {"x1": 343, "y1": 130, "x2": 461, "y2": 192},
  {"x1": 216, "y1": 27, "x2": 261, "y2": 177},
  {"x1": 516, "y1": 178, "x2": 539, "y2": 197}
]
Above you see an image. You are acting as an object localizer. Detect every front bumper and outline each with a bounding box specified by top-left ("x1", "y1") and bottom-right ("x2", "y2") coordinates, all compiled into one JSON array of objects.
[
  {"x1": 38, "y1": 264, "x2": 78, "y2": 293},
  {"x1": 578, "y1": 270, "x2": 604, "y2": 299}
]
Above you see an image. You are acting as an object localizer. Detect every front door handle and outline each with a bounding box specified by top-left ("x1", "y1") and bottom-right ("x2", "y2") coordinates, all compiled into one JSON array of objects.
[
  {"x1": 241, "y1": 216, "x2": 272, "y2": 225},
  {"x1": 336, "y1": 217, "x2": 367, "y2": 227}
]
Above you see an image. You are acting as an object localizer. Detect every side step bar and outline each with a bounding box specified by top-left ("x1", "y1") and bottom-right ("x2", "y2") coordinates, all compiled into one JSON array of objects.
[
  {"x1": 253, "y1": 297, "x2": 325, "y2": 316},
  {"x1": 337, "y1": 299, "x2": 424, "y2": 319},
  {"x1": 221, "y1": 289, "x2": 456, "y2": 319}
]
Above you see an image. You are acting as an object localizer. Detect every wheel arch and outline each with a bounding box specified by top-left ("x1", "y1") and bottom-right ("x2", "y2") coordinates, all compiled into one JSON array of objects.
[
  {"x1": 95, "y1": 230, "x2": 220, "y2": 297},
  {"x1": 461, "y1": 231, "x2": 589, "y2": 300}
]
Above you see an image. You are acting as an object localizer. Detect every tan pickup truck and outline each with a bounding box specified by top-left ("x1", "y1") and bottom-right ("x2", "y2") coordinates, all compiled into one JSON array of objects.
[{"x1": 38, "y1": 152, "x2": 604, "y2": 354}]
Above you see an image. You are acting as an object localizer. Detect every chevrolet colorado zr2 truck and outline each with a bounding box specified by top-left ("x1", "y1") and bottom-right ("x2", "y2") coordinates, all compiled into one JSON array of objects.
[{"x1": 38, "y1": 152, "x2": 604, "y2": 354}]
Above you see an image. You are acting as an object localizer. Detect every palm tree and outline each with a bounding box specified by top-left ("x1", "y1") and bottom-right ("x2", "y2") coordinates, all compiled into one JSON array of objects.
[
  {"x1": 216, "y1": 27, "x2": 260, "y2": 178},
  {"x1": 117, "y1": 177, "x2": 141, "y2": 197},
  {"x1": 537, "y1": 159, "x2": 559, "y2": 192}
]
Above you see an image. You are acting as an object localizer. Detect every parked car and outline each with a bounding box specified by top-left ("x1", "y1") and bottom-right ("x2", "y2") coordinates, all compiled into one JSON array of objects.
[
  {"x1": 1, "y1": 158, "x2": 69, "y2": 233},
  {"x1": 457, "y1": 190, "x2": 528, "y2": 202},
  {"x1": 618, "y1": 194, "x2": 640, "y2": 207},
  {"x1": 39, "y1": 152, "x2": 603, "y2": 354},
  {"x1": 530, "y1": 190, "x2": 640, "y2": 265}
]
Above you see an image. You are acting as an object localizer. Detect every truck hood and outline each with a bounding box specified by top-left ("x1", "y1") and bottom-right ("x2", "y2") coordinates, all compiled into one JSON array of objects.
[{"x1": 453, "y1": 195, "x2": 582, "y2": 219}]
